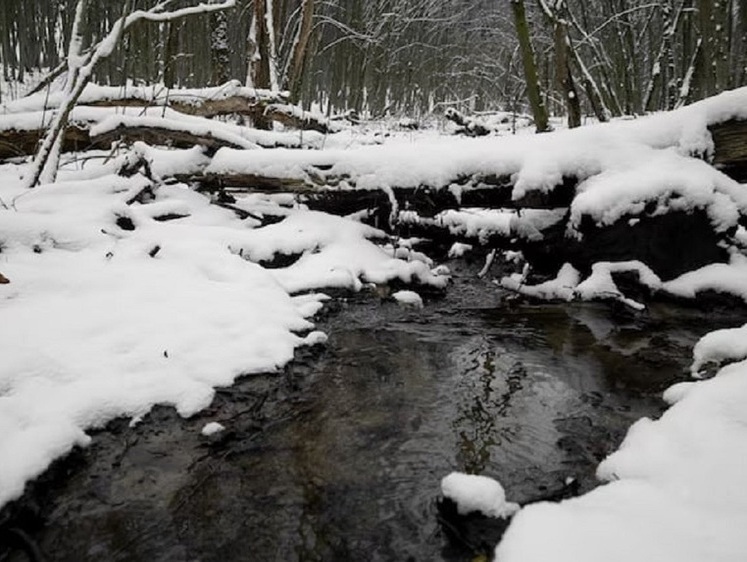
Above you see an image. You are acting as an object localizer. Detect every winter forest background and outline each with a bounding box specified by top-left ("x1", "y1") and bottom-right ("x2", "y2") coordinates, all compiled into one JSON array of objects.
[{"x1": 2, "y1": 0, "x2": 746, "y2": 120}]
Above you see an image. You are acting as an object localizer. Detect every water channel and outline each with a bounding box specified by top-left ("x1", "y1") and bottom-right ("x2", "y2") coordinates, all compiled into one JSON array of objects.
[{"x1": 2, "y1": 258, "x2": 740, "y2": 562}]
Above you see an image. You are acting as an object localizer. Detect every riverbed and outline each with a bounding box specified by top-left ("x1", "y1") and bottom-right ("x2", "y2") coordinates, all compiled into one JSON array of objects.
[{"x1": 2, "y1": 258, "x2": 740, "y2": 562}]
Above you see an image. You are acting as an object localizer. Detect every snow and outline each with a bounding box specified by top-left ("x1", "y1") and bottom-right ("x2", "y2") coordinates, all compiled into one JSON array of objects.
[
  {"x1": 201, "y1": 422, "x2": 225, "y2": 436},
  {"x1": 690, "y1": 323, "x2": 747, "y2": 377},
  {"x1": 0, "y1": 154, "x2": 447, "y2": 508},
  {"x1": 0, "y1": 104, "x2": 327, "y2": 151},
  {"x1": 663, "y1": 253, "x2": 747, "y2": 303},
  {"x1": 391, "y1": 290, "x2": 424, "y2": 308},
  {"x1": 502, "y1": 256, "x2": 747, "y2": 310},
  {"x1": 3, "y1": 78, "x2": 747, "y2": 561},
  {"x1": 441, "y1": 472, "x2": 519, "y2": 518},
  {"x1": 199, "y1": 88, "x2": 747, "y2": 238},
  {"x1": 89, "y1": 114, "x2": 261, "y2": 150},
  {"x1": 574, "y1": 261, "x2": 662, "y2": 310},
  {"x1": 568, "y1": 148, "x2": 747, "y2": 235},
  {"x1": 497, "y1": 358, "x2": 747, "y2": 562},
  {"x1": 501, "y1": 263, "x2": 581, "y2": 301},
  {"x1": 448, "y1": 242, "x2": 472, "y2": 258}
]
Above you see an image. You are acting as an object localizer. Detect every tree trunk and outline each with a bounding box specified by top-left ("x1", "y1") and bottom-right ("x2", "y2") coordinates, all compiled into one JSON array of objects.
[
  {"x1": 251, "y1": 0, "x2": 274, "y2": 129},
  {"x1": 285, "y1": 0, "x2": 315, "y2": 101},
  {"x1": 554, "y1": 19, "x2": 581, "y2": 128},
  {"x1": 510, "y1": 0, "x2": 550, "y2": 133}
]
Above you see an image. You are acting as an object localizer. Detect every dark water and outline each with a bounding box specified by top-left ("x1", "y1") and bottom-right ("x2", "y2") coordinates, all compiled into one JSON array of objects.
[{"x1": 2, "y1": 261, "x2": 739, "y2": 562}]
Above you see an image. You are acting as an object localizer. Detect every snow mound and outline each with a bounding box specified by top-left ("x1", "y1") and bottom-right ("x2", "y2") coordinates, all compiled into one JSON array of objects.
[
  {"x1": 392, "y1": 290, "x2": 424, "y2": 308},
  {"x1": 691, "y1": 322, "x2": 747, "y2": 377},
  {"x1": 0, "y1": 155, "x2": 447, "y2": 509},
  {"x1": 201, "y1": 422, "x2": 225, "y2": 436},
  {"x1": 441, "y1": 472, "x2": 519, "y2": 519},
  {"x1": 496, "y1": 356, "x2": 747, "y2": 562}
]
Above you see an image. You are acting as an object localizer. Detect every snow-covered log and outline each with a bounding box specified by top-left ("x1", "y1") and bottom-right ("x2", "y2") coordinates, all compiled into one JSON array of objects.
[
  {"x1": 0, "y1": 124, "x2": 91, "y2": 160},
  {"x1": 188, "y1": 170, "x2": 576, "y2": 215},
  {"x1": 0, "y1": 117, "x2": 254, "y2": 159},
  {"x1": 5, "y1": 82, "x2": 288, "y2": 119},
  {"x1": 263, "y1": 103, "x2": 335, "y2": 134},
  {"x1": 444, "y1": 108, "x2": 491, "y2": 136},
  {"x1": 91, "y1": 121, "x2": 257, "y2": 153}
]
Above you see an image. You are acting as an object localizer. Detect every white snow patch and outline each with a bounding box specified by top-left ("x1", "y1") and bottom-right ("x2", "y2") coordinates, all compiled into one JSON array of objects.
[
  {"x1": 663, "y1": 253, "x2": 747, "y2": 303},
  {"x1": 0, "y1": 155, "x2": 447, "y2": 509},
  {"x1": 448, "y1": 242, "x2": 473, "y2": 258},
  {"x1": 690, "y1": 323, "x2": 747, "y2": 378},
  {"x1": 392, "y1": 290, "x2": 424, "y2": 308},
  {"x1": 501, "y1": 263, "x2": 581, "y2": 301},
  {"x1": 201, "y1": 422, "x2": 225, "y2": 436},
  {"x1": 441, "y1": 472, "x2": 519, "y2": 518},
  {"x1": 497, "y1": 357, "x2": 747, "y2": 562}
]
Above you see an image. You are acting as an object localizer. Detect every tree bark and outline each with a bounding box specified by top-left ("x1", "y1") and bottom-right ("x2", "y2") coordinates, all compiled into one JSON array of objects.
[
  {"x1": 553, "y1": 18, "x2": 581, "y2": 128},
  {"x1": 510, "y1": 0, "x2": 550, "y2": 133},
  {"x1": 285, "y1": 0, "x2": 315, "y2": 101}
]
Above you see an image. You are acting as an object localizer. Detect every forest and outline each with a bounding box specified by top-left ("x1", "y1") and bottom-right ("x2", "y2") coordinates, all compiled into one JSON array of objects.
[
  {"x1": 2, "y1": 0, "x2": 745, "y2": 118},
  {"x1": 2, "y1": 2, "x2": 747, "y2": 562}
]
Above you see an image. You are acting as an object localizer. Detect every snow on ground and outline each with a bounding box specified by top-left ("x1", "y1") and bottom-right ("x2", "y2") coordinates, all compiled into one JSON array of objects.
[
  {"x1": 391, "y1": 289, "x2": 424, "y2": 308},
  {"x1": 496, "y1": 356, "x2": 747, "y2": 562},
  {"x1": 441, "y1": 472, "x2": 519, "y2": 518},
  {"x1": 690, "y1": 322, "x2": 747, "y2": 377},
  {"x1": 0, "y1": 155, "x2": 447, "y2": 509},
  {"x1": 200, "y1": 422, "x2": 225, "y2": 436}
]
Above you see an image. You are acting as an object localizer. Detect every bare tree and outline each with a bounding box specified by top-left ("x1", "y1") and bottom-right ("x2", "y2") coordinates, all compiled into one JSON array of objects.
[
  {"x1": 25, "y1": 0, "x2": 237, "y2": 188},
  {"x1": 511, "y1": 0, "x2": 550, "y2": 132}
]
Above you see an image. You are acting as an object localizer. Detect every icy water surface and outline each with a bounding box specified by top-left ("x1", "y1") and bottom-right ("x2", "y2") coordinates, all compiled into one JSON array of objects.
[{"x1": 2, "y1": 262, "x2": 739, "y2": 561}]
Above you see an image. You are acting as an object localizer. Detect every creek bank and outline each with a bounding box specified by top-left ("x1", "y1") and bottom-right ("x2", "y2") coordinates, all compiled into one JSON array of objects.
[{"x1": 1, "y1": 257, "x2": 742, "y2": 562}]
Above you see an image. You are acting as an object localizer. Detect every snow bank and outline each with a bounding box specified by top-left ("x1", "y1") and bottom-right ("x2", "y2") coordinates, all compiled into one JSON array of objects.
[
  {"x1": 201, "y1": 422, "x2": 226, "y2": 436},
  {"x1": 391, "y1": 290, "x2": 424, "y2": 308},
  {"x1": 0, "y1": 155, "x2": 447, "y2": 509},
  {"x1": 441, "y1": 472, "x2": 519, "y2": 518},
  {"x1": 691, "y1": 323, "x2": 747, "y2": 377},
  {"x1": 497, "y1": 357, "x2": 747, "y2": 562},
  {"x1": 663, "y1": 253, "x2": 747, "y2": 303},
  {"x1": 568, "y1": 148, "x2": 747, "y2": 235}
]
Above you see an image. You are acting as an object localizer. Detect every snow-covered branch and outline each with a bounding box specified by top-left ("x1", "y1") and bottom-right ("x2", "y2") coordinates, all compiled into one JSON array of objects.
[{"x1": 25, "y1": 0, "x2": 237, "y2": 188}]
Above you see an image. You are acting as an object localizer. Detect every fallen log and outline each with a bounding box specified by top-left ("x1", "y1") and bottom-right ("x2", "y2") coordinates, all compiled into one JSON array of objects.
[
  {"x1": 187, "y1": 170, "x2": 576, "y2": 214},
  {"x1": 5, "y1": 81, "x2": 289, "y2": 119},
  {"x1": 0, "y1": 124, "x2": 93, "y2": 160},
  {"x1": 710, "y1": 119, "x2": 747, "y2": 181},
  {"x1": 444, "y1": 108, "x2": 490, "y2": 137},
  {"x1": 264, "y1": 104, "x2": 335, "y2": 134},
  {"x1": 90, "y1": 121, "x2": 256, "y2": 152},
  {"x1": 0, "y1": 121, "x2": 251, "y2": 160}
]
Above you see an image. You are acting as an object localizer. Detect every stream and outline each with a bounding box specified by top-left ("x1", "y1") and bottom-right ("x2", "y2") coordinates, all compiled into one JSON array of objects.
[{"x1": 2, "y1": 258, "x2": 741, "y2": 562}]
